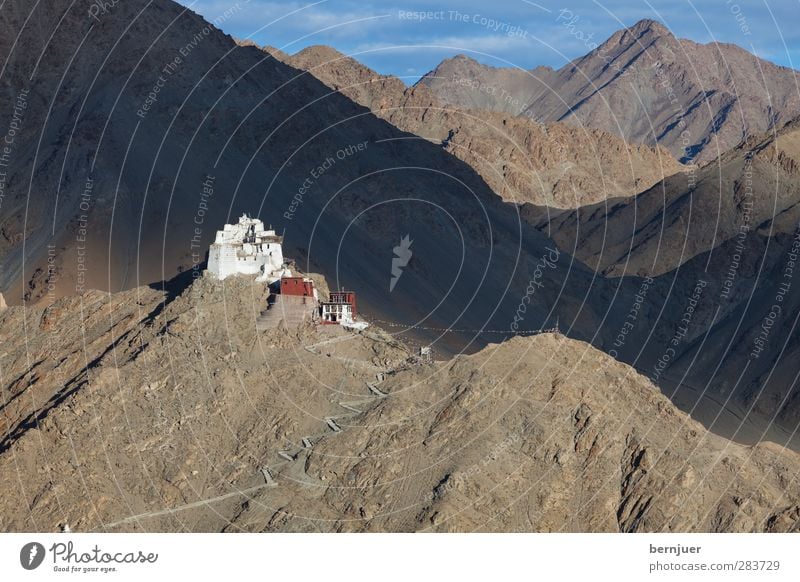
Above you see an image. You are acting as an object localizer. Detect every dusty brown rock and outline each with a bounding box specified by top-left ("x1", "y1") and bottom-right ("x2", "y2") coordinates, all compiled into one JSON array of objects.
[
  {"x1": 521, "y1": 117, "x2": 800, "y2": 459},
  {"x1": 422, "y1": 19, "x2": 800, "y2": 165},
  {"x1": 281, "y1": 45, "x2": 684, "y2": 209},
  {"x1": 1, "y1": 279, "x2": 799, "y2": 533},
  {"x1": 0, "y1": 0, "x2": 615, "y2": 365},
  {"x1": 530, "y1": 118, "x2": 800, "y2": 278},
  {"x1": 0, "y1": 0, "x2": 597, "y2": 374},
  {"x1": 420, "y1": 54, "x2": 552, "y2": 116}
]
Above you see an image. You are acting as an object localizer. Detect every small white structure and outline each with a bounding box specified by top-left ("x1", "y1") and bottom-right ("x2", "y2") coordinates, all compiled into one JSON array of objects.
[
  {"x1": 207, "y1": 214, "x2": 287, "y2": 282},
  {"x1": 419, "y1": 346, "x2": 432, "y2": 364},
  {"x1": 321, "y1": 291, "x2": 357, "y2": 325},
  {"x1": 321, "y1": 302, "x2": 354, "y2": 324}
]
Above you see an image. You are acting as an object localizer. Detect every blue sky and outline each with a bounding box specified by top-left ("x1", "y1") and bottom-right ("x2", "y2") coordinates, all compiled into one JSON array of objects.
[{"x1": 178, "y1": 0, "x2": 799, "y2": 82}]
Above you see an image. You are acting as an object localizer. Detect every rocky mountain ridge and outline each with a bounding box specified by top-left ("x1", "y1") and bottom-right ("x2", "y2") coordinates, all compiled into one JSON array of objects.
[
  {"x1": 0, "y1": 0, "x2": 602, "y2": 348},
  {"x1": 421, "y1": 19, "x2": 800, "y2": 164},
  {"x1": 278, "y1": 44, "x2": 685, "y2": 208}
]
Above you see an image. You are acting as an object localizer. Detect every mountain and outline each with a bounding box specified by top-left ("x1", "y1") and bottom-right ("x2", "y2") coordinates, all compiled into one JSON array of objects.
[
  {"x1": 4, "y1": 0, "x2": 800, "y2": 532},
  {"x1": 277, "y1": 45, "x2": 685, "y2": 208},
  {"x1": 421, "y1": 19, "x2": 800, "y2": 164},
  {"x1": 528, "y1": 118, "x2": 800, "y2": 277},
  {"x1": 0, "y1": 0, "x2": 623, "y2": 356},
  {"x1": 420, "y1": 54, "x2": 553, "y2": 115},
  {"x1": 2, "y1": 276, "x2": 799, "y2": 532},
  {"x1": 284, "y1": 45, "x2": 411, "y2": 114},
  {"x1": 524, "y1": 118, "x2": 800, "y2": 449}
]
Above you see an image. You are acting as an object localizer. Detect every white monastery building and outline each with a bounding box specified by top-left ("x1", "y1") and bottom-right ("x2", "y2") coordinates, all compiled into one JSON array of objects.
[
  {"x1": 207, "y1": 214, "x2": 289, "y2": 282},
  {"x1": 206, "y1": 214, "x2": 366, "y2": 331}
]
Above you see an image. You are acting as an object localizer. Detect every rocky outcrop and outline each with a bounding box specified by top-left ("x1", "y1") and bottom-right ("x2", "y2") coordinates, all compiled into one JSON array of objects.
[
  {"x1": 523, "y1": 118, "x2": 800, "y2": 457},
  {"x1": 420, "y1": 54, "x2": 553, "y2": 115}
]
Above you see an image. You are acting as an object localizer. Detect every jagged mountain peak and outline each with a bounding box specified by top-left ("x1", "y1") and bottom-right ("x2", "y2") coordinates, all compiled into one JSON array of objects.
[
  {"x1": 440, "y1": 53, "x2": 481, "y2": 66},
  {"x1": 426, "y1": 53, "x2": 552, "y2": 77},
  {"x1": 626, "y1": 18, "x2": 671, "y2": 37},
  {"x1": 292, "y1": 44, "x2": 348, "y2": 61},
  {"x1": 422, "y1": 18, "x2": 800, "y2": 163},
  {"x1": 594, "y1": 18, "x2": 675, "y2": 56}
]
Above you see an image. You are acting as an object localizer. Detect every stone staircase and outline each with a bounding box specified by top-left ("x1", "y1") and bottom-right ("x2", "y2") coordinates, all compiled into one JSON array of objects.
[{"x1": 256, "y1": 294, "x2": 317, "y2": 330}]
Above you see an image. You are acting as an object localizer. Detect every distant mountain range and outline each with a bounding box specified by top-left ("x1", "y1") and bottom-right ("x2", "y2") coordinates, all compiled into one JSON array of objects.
[
  {"x1": 272, "y1": 43, "x2": 685, "y2": 209},
  {"x1": 421, "y1": 19, "x2": 800, "y2": 164},
  {"x1": 528, "y1": 117, "x2": 800, "y2": 278}
]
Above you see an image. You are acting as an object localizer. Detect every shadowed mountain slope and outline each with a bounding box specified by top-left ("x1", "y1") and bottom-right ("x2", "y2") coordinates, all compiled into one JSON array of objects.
[{"x1": 0, "y1": 0, "x2": 614, "y2": 357}]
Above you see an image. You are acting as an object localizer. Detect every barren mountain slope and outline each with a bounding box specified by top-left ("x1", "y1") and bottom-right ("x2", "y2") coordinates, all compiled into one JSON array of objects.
[
  {"x1": 281, "y1": 45, "x2": 685, "y2": 208},
  {"x1": 1, "y1": 277, "x2": 799, "y2": 533},
  {"x1": 521, "y1": 119, "x2": 800, "y2": 450},
  {"x1": 528, "y1": 118, "x2": 800, "y2": 278},
  {"x1": 420, "y1": 54, "x2": 554, "y2": 115},
  {"x1": 422, "y1": 20, "x2": 800, "y2": 164},
  {"x1": 285, "y1": 45, "x2": 410, "y2": 115},
  {"x1": 0, "y1": 0, "x2": 628, "y2": 358}
]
